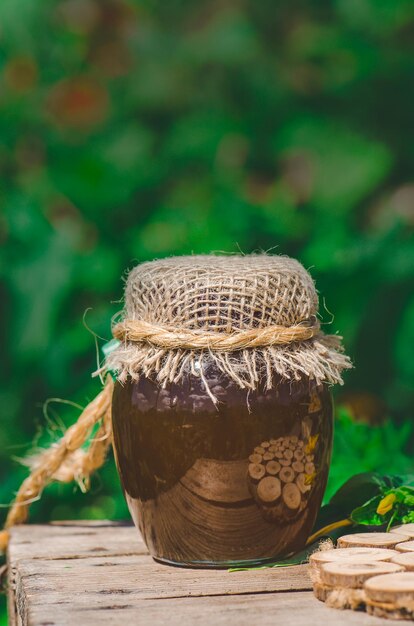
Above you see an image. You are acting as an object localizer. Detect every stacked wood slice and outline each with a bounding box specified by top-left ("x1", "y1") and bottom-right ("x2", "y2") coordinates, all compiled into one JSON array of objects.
[
  {"x1": 247, "y1": 435, "x2": 315, "y2": 523},
  {"x1": 310, "y1": 529, "x2": 414, "y2": 618},
  {"x1": 390, "y1": 523, "x2": 414, "y2": 540}
]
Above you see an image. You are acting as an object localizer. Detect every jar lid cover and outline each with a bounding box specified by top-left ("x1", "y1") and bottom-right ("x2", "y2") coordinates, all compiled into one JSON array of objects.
[{"x1": 104, "y1": 254, "x2": 351, "y2": 400}]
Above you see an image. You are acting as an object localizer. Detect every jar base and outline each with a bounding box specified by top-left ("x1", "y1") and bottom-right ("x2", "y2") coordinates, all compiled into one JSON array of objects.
[{"x1": 153, "y1": 554, "x2": 288, "y2": 570}]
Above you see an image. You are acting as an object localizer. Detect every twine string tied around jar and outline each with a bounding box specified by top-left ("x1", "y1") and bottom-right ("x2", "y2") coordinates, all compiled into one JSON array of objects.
[{"x1": 112, "y1": 316, "x2": 321, "y2": 351}]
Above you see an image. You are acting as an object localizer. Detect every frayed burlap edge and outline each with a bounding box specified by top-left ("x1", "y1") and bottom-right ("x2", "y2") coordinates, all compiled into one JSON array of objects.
[{"x1": 105, "y1": 332, "x2": 352, "y2": 402}]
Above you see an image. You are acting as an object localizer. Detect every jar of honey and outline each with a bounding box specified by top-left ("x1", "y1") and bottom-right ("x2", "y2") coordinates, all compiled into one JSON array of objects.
[{"x1": 108, "y1": 255, "x2": 351, "y2": 568}]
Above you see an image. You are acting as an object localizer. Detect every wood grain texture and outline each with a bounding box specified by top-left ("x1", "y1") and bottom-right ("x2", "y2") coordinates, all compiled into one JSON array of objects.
[{"x1": 7, "y1": 522, "x2": 392, "y2": 625}]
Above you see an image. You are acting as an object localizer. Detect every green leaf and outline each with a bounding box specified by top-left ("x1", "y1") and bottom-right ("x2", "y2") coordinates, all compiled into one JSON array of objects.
[
  {"x1": 329, "y1": 472, "x2": 386, "y2": 511},
  {"x1": 350, "y1": 495, "x2": 384, "y2": 526}
]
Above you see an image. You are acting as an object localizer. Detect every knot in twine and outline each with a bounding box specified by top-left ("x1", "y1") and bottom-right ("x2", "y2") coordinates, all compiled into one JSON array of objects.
[{"x1": 112, "y1": 316, "x2": 320, "y2": 352}]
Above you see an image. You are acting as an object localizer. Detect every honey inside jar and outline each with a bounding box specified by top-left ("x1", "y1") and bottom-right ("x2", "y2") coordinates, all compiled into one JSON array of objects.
[
  {"x1": 107, "y1": 254, "x2": 350, "y2": 568},
  {"x1": 112, "y1": 368, "x2": 333, "y2": 568}
]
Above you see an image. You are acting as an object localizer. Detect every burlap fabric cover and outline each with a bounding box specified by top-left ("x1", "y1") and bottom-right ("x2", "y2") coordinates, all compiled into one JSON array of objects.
[{"x1": 106, "y1": 254, "x2": 351, "y2": 398}]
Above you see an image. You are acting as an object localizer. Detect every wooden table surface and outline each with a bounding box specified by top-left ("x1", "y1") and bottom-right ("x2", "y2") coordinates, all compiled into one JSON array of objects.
[{"x1": 7, "y1": 521, "x2": 392, "y2": 625}]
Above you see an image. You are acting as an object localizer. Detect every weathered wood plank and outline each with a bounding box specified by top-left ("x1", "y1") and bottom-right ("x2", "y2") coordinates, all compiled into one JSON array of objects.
[
  {"x1": 26, "y1": 592, "x2": 392, "y2": 626},
  {"x1": 7, "y1": 523, "x2": 392, "y2": 626},
  {"x1": 8, "y1": 522, "x2": 146, "y2": 561},
  {"x1": 12, "y1": 555, "x2": 312, "y2": 601}
]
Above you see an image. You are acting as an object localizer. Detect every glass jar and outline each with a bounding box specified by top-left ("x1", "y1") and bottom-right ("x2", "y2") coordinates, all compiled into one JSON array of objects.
[{"x1": 112, "y1": 367, "x2": 333, "y2": 568}]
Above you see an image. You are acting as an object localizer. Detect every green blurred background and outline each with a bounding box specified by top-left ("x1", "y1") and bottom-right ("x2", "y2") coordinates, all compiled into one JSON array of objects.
[{"x1": 1, "y1": 0, "x2": 414, "y2": 589}]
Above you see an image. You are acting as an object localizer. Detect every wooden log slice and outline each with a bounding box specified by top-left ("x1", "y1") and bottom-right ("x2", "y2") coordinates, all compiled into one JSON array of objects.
[
  {"x1": 320, "y1": 560, "x2": 403, "y2": 590},
  {"x1": 338, "y1": 533, "x2": 408, "y2": 549},
  {"x1": 395, "y1": 540, "x2": 414, "y2": 553},
  {"x1": 391, "y1": 523, "x2": 414, "y2": 538},
  {"x1": 279, "y1": 467, "x2": 295, "y2": 483},
  {"x1": 260, "y1": 441, "x2": 270, "y2": 449},
  {"x1": 248, "y1": 463, "x2": 266, "y2": 482},
  {"x1": 266, "y1": 461, "x2": 281, "y2": 476},
  {"x1": 313, "y1": 582, "x2": 331, "y2": 602},
  {"x1": 310, "y1": 547, "x2": 398, "y2": 568},
  {"x1": 256, "y1": 476, "x2": 281, "y2": 504},
  {"x1": 365, "y1": 602, "x2": 414, "y2": 620},
  {"x1": 309, "y1": 548, "x2": 398, "y2": 585},
  {"x1": 248, "y1": 453, "x2": 263, "y2": 464},
  {"x1": 313, "y1": 583, "x2": 367, "y2": 610},
  {"x1": 263, "y1": 451, "x2": 274, "y2": 461},
  {"x1": 364, "y1": 572, "x2": 414, "y2": 605},
  {"x1": 391, "y1": 552, "x2": 414, "y2": 571},
  {"x1": 296, "y1": 473, "x2": 311, "y2": 494},
  {"x1": 292, "y1": 461, "x2": 304, "y2": 473},
  {"x1": 279, "y1": 459, "x2": 291, "y2": 467},
  {"x1": 282, "y1": 482, "x2": 301, "y2": 510}
]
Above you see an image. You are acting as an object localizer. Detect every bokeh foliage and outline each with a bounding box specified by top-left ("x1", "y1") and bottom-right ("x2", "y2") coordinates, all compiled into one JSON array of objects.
[{"x1": 1, "y1": 0, "x2": 414, "y2": 532}]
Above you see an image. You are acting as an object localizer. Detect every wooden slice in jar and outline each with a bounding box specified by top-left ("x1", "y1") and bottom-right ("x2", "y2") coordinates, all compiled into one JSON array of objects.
[
  {"x1": 293, "y1": 449, "x2": 304, "y2": 460},
  {"x1": 391, "y1": 552, "x2": 414, "y2": 571},
  {"x1": 290, "y1": 435, "x2": 298, "y2": 444},
  {"x1": 248, "y1": 463, "x2": 266, "y2": 482},
  {"x1": 338, "y1": 533, "x2": 407, "y2": 549},
  {"x1": 320, "y1": 561, "x2": 403, "y2": 589},
  {"x1": 279, "y1": 466, "x2": 295, "y2": 483},
  {"x1": 282, "y1": 482, "x2": 301, "y2": 510},
  {"x1": 266, "y1": 460, "x2": 281, "y2": 476},
  {"x1": 260, "y1": 441, "x2": 270, "y2": 449},
  {"x1": 283, "y1": 449, "x2": 294, "y2": 460},
  {"x1": 292, "y1": 461, "x2": 304, "y2": 473},
  {"x1": 263, "y1": 451, "x2": 274, "y2": 461},
  {"x1": 296, "y1": 473, "x2": 311, "y2": 494},
  {"x1": 279, "y1": 458, "x2": 291, "y2": 467},
  {"x1": 254, "y1": 446, "x2": 265, "y2": 455},
  {"x1": 248, "y1": 453, "x2": 262, "y2": 464},
  {"x1": 395, "y1": 540, "x2": 414, "y2": 552},
  {"x1": 257, "y1": 476, "x2": 281, "y2": 504},
  {"x1": 391, "y1": 523, "x2": 414, "y2": 539},
  {"x1": 364, "y1": 572, "x2": 414, "y2": 604}
]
